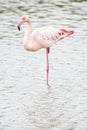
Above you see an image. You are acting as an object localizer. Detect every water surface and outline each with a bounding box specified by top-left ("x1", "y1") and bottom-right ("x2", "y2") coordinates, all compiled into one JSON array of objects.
[{"x1": 0, "y1": 0, "x2": 87, "y2": 130}]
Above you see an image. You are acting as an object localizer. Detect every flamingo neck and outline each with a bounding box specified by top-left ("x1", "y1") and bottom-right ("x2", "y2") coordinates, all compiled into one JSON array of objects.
[{"x1": 23, "y1": 18, "x2": 33, "y2": 51}]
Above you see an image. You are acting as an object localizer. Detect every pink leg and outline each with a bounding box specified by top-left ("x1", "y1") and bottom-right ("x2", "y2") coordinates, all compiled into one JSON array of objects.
[{"x1": 46, "y1": 48, "x2": 50, "y2": 85}]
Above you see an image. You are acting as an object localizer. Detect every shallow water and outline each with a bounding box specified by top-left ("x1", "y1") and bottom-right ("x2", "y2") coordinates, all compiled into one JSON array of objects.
[{"x1": 0, "y1": 0, "x2": 87, "y2": 130}]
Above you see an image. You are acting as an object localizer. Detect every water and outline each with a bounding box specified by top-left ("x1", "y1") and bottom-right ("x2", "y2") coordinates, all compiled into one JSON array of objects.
[{"x1": 0, "y1": 0, "x2": 87, "y2": 130}]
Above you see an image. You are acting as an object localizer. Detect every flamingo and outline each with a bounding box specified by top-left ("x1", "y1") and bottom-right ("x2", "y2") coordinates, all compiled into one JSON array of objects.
[{"x1": 17, "y1": 16, "x2": 74, "y2": 86}]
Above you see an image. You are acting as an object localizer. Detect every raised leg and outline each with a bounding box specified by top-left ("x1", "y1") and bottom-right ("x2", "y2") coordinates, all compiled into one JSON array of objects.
[{"x1": 46, "y1": 48, "x2": 50, "y2": 85}]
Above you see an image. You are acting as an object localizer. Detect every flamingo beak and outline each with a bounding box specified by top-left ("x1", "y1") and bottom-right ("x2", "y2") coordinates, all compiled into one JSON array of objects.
[
  {"x1": 18, "y1": 25, "x2": 20, "y2": 31},
  {"x1": 17, "y1": 21, "x2": 24, "y2": 31}
]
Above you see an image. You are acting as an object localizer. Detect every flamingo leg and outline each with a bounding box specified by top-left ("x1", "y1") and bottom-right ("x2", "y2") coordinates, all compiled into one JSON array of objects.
[{"x1": 46, "y1": 48, "x2": 50, "y2": 85}]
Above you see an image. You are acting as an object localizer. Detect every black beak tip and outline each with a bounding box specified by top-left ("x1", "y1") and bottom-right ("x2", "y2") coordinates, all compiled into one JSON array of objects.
[{"x1": 17, "y1": 26, "x2": 20, "y2": 31}]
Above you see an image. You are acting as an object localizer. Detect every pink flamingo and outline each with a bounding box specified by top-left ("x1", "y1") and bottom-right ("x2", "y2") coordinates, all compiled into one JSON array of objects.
[{"x1": 17, "y1": 16, "x2": 74, "y2": 86}]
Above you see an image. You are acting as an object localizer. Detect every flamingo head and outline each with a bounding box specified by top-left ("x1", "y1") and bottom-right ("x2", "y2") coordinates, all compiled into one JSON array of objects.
[{"x1": 17, "y1": 16, "x2": 28, "y2": 31}]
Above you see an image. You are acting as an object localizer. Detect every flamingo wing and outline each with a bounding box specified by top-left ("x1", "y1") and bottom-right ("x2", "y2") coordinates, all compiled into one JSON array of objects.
[{"x1": 32, "y1": 26, "x2": 69, "y2": 48}]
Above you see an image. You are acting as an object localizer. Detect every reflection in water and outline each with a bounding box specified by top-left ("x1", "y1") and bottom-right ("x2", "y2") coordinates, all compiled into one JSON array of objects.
[{"x1": 0, "y1": 0, "x2": 87, "y2": 130}]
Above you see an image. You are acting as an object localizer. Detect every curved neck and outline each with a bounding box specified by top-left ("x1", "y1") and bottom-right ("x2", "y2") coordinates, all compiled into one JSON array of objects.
[
  {"x1": 27, "y1": 18, "x2": 32, "y2": 32},
  {"x1": 23, "y1": 18, "x2": 32, "y2": 51}
]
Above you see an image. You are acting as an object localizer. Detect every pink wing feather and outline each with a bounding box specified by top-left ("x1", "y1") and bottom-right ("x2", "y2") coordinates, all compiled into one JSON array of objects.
[
  {"x1": 31, "y1": 26, "x2": 73, "y2": 49},
  {"x1": 36, "y1": 27, "x2": 70, "y2": 48}
]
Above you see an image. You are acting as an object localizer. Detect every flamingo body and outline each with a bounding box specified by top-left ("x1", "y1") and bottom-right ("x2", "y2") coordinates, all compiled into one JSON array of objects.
[
  {"x1": 17, "y1": 16, "x2": 74, "y2": 86},
  {"x1": 30, "y1": 27, "x2": 65, "y2": 49}
]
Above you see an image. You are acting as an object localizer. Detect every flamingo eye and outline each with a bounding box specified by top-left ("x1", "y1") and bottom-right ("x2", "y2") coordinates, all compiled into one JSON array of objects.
[
  {"x1": 23, "y1": 17, "x2": 25, "y2": 20},
  {"x1": 22, "y1": 17, "x2": 26, "y2": 21}
]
